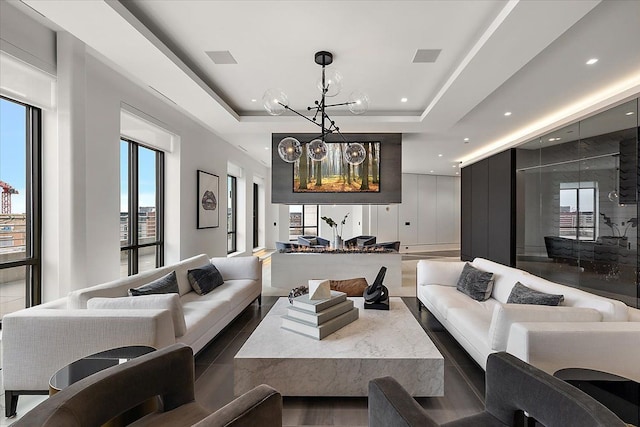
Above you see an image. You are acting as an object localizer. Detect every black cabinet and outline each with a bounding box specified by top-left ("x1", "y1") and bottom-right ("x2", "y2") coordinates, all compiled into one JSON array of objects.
[{"x1": 461, "y1": 150, "x2": 515, "y2": 266}]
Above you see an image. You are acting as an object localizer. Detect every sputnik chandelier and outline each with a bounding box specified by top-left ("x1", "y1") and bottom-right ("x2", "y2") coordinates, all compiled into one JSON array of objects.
[{"x1": 263, "y1": 51, "x2": 370, "y2": 165}]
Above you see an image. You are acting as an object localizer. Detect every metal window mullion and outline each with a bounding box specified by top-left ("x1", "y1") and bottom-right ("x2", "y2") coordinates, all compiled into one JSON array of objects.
[
  {"x1": 156, "y1": 150, "x2": 164, "y2": 267},
  {"x1": 129, "y1": 142, "x2": 138, "y2": 275},
  {"x1": 28, "y1": 106, "x2": 42, "y2": 306}
]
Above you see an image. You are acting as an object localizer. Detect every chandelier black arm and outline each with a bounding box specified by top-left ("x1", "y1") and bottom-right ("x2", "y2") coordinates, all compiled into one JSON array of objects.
[
  {"x1": 321, "y1": 111, "x2": 348, "y2": 143},
  {"x1": 323, "y1": 101, "x2": 356, "y2": 108},
  {"x1": 278, "y1": 102, "x2": 323, "y2": 129}
]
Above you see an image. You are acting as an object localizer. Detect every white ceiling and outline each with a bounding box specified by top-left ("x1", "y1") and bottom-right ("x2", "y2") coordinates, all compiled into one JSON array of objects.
[{"x1": 17, "y1": 0, "x2": 640, "y2": 175}]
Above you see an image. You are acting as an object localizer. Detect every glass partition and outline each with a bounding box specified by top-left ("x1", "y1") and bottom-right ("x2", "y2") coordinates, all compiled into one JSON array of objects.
[{"x1": 516, "y1": 98, "x2": 639, "y2": 308}]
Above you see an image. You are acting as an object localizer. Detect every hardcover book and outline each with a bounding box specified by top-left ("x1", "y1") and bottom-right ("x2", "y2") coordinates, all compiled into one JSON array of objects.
[
  {"x1": 287, "y1": 299, "x2": 354, "y2": 326},
  {"x1": 290, "y1": 290, "x2": 347, "y2": 313},
  {"x1": 281, "y1": 307, "x2": 359, "y2": 340}
]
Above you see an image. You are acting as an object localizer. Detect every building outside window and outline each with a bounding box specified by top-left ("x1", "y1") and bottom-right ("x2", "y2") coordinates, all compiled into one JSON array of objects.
[
  {"x1": 288, "y1": 205, "x2": 318, "y2": 240},
  {"x1": 120, "y1": 138, "x2": 164, "y2": 277},
  {"x1": 227, "y1": 175, "x2": 237, "y2": 254},
  {"x1": 559, "y1": 184, "x2": 597, "y2": 240},
  {"x1": 0, "y1": 96, "x2": 42, "y2": 319}
]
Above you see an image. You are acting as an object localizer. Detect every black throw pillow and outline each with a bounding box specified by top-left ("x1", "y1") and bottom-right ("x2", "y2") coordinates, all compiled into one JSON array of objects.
[
  {"x1": 507, "y1": 282, "x2": 564, "y2": 306},
  {"x1": 456, "y1": 263, "x2": 494, "y2": 301},
  {"x1": 187, "y1": 263, "x2": 224, "y2": 295},
  {"x1": 129, "y1": 271, "x2": 178, "y2": 296}
]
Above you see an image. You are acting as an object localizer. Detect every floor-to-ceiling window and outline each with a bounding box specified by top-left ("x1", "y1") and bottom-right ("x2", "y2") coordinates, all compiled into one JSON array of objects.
[
  {"x1": 253, "y1": 182, "x2": 259, "y2": 249},
  {"x1": 227, "y1": 175, "x2": 237, "y2": 254},
  {"x1": 0, "y1": 96, "x2": 41, "y2": 319},
  {"x1": 120, "y1": 138, "x2": 164, "y2": 277},
  {"x1": 288, "y1": 205, "x2": 319, "y2": 240}
]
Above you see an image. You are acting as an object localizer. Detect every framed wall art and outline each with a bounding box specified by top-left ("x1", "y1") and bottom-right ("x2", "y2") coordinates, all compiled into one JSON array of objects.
[{"x1": 197, "y1": 170, "x2": 219, "y2": 229}]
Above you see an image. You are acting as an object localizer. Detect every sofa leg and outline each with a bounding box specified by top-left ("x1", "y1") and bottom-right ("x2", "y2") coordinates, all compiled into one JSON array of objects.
[
  {"x1": 257, "y1": 294, "x2": 262, "y2": 306},
  {"x1": 5, "y1": 392, "x2": 18, "y2": 418},
  {"x1": 417, "y1": 299, "x2": 422, "y2": 311}
]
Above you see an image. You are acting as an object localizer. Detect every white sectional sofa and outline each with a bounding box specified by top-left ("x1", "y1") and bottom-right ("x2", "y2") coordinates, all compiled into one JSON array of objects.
[
  {"x1": 417, "y1": 257, "x2": 640, "y2": 382},
  {"x1": 2, "y1": 254, "x2": 261, "y2": 417}
]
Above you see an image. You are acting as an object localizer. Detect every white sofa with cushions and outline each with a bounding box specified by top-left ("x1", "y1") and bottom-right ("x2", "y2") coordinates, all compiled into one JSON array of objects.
[
  {"x1": 2, "y1": 254, "x2": 261, "y2": 417},
  {"x1": 416, "y1": 257, "x2": 640, "y2": 382}
]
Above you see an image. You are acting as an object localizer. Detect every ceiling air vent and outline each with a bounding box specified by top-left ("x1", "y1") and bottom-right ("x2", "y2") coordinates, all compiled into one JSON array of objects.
[
  {"x1": 412, "y1": 49, "x2": 441, "y2": 63},
  {"x1": 206, "y1": 51, "x2": 238, "y2": 65}
]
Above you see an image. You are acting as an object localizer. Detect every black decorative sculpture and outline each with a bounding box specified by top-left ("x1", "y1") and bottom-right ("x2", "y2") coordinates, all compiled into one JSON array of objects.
[{"x1": 363, "y1": 267, "x2": 389, "y2": 310}]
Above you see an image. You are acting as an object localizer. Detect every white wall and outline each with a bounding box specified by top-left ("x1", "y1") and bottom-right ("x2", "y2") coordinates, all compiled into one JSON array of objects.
[{"x1": 1, "y1": 3, "x2": 271, "y2": 300}]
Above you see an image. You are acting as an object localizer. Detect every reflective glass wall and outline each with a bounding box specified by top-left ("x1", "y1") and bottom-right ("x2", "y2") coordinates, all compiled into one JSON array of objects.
[{"x1": 516, "y1": 98, "x2": 639, "y2": 308}]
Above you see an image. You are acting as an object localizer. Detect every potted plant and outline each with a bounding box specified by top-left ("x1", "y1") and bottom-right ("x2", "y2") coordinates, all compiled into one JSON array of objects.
[
  {"x1": 599, "y1": 213, "x2": 637, "y2": 247},
  {"x1": 321, "y1": 213, "x2": 349, "y2": 248}
]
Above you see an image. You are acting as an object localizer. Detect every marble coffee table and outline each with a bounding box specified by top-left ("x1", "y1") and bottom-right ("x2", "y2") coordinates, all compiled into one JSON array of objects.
[{"x1": 234, "y1": 297, "x2": 443, "y2": 397}]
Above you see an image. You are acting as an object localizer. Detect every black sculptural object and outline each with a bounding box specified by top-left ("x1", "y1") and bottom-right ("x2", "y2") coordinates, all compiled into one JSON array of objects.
[{"x1": 363, "y1": 266, "x2": 389, "y2": 310}]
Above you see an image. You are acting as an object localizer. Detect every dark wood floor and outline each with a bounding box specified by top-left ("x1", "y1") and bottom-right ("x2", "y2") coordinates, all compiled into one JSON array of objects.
[{"x1": 192, "y1": 296, "x2": 486, "y2": 426}]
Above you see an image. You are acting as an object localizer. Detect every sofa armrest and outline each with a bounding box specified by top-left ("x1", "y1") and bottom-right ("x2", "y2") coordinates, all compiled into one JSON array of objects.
[
  {"x1": 210, "y1": 256, "x2": 261, "y2": 282},
  {"x1": 367, "y1": 377, "x2": 439, "y2": 427},
  {"x1": 506, "y1": 322, "x2": 640, "y2": 382},
  {"x1": 416, "y1": 260, "x2": 465, "y2": 288},
  {"x1": 194, "y1": 384, "x2": 282, "y2": 427},
  {"x1": 2, "y1": 309, "x2": 175, "y2": 391},
  {"x1": 488, "y1": 304, "x2": 602, "y2": 351}
]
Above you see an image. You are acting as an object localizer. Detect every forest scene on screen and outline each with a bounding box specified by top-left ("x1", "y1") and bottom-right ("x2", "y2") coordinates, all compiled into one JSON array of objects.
[{"x1": 293, "y1": 142, "x2": 380, "y2": 193}]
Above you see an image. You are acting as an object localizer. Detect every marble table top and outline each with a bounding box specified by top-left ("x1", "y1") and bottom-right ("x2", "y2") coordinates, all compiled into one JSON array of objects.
[{"x1": 235, "y1": 297, "x2": 442, "y2": 360}]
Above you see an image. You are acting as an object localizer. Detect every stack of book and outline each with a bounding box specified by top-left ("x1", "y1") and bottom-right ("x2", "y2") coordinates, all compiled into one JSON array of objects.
[{"x1": 281, "y1": 290, "x2": 359, "y2": 339}]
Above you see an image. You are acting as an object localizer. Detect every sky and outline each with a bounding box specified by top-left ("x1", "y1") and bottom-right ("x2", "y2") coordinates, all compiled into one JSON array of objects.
[
  {"x1": 1, "y1": 97, "x2": 156, "y2": 215},
  {"x1": 0, "y1": 98, "x2": 27, "y2": 214}
]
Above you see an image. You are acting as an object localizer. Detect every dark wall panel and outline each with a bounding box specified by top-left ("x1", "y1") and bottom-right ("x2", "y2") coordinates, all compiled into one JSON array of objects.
[
  {"x1": 470, "y1": 159, "x2": 489, "y2": 259},
  {"x1": 488, "y1": 150, "x2": 515, "y2": 266},
  {"x1": 461, "y1": 149, "x2": 516, "y2": 266},
  {"x1": 461, "y1": 166, "x2": 473, "y2": 261}
]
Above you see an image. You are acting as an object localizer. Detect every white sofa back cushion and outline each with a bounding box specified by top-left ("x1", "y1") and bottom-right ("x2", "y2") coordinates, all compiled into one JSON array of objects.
[
  {"x1": 489, "y1": 303, "x2": 602, "y2": 351},
  {"x1": 416, "y1": 260, "x2": 465, "y2": 287},
  {"x1": 87, "y1": 294, "x2": 187, "y2": 337},
  {"x1": 472, "y1": 258, "x2": 529, "y2": 303},
  {"x1": 520, "y1": 274, "x2": 629, "y2": 322},
  {"x1": 68, "y1": 254, "x2": 211, "y2": 308}
]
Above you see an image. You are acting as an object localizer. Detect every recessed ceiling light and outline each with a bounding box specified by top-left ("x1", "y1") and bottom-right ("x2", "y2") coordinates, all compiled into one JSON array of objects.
[
  {"x1": 401, "y1": 97, "x2": 408, "y2": 103},
  {"x1": 586, "y1": 58, "x2": 598, "y2": 65},
  {"x1": 438, "y1": 154, "x2": 443, "y2": 157},
  {"x1": 264, "y1": 147, "x2": 269, "y2": 150},
  {"x1": 452, "y1": 165, "x2": 457, "y2": 168},
  {"x1": 251, "y1": 99, "x2": 257, "y2": 103},
  {"x1": 463, "y1": 137, "x2": 469, "y2": 142},
  {"x1": 455, "y1": 172, "x2": 459, "y2": 175},
  {"x1": 504, "y1": 111, "x2": 512, "y2": 116},
  {"x1": 625, "y1": 111, "x2": 635, "y2": 116},
  {"x1": 430, "y1": 170, "x2": 434, "y2": 173}
]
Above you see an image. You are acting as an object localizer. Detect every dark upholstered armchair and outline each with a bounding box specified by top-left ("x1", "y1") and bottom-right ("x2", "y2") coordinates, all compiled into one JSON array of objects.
[
  {"x1": 344, "y1": 235, "x2": 376, "y2": 248},
  {"x1": 297, "y1": 235, "x2": 330, "y2": 247},
  {"x1": 368, "y1": 352, "x2": 626, "y2": 427},
  {"x1": 275, "y1": 241, "x2": 295, "y2": 251},
  {"x1": 14, "y1": 344, "x2": 282, "y2": 427}
]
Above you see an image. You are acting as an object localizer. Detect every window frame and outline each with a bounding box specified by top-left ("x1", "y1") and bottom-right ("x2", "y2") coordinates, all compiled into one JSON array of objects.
[
  {"x1": 288, "y1": 205, "x2": 319, "y2": 240},
  {"x1": 120, "y1": 137, "x2": 164, "y2": 276},
  {"x1": 0, "y1": 95, "x2": 42, "y2": 314},
  {"x1": 227, "y1": 175, "x2": 237, "y2": 254},
  {"x1": 252, "y1": 182, "x2": 259, "y2": 249},
  {"x1": 559, "y1": 185, "x2": 597, "y2": 241}
]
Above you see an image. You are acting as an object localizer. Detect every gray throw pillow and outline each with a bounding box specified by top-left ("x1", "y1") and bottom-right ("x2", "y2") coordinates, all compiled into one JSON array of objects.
[
  {"x1": 129, "y1": 270, "x2": 178, "y2": 296},
  {"x1": 187, "y1": 263, "x2": 224, "y2": 295},
  {"x1": 456, "y1": 263, "x2": 494, "y2": 301},
  {"x1": 507, "y1": 282, "x2": 564, "y2": 306}
]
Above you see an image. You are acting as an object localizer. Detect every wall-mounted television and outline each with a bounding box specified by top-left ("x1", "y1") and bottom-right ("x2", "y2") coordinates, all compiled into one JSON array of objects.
[
  {"x1": 272, "y1": 133, "x2": 401, "y2": 204},
  {"x1": 293, "y1": 142, "x2": 381, "y2": 193}
]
